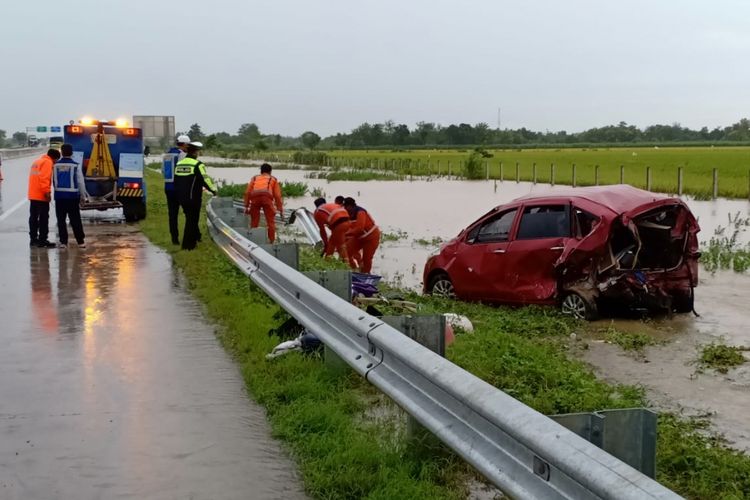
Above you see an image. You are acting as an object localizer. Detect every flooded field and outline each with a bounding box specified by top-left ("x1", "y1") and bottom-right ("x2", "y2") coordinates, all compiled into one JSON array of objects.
[{"x1": 210, "y1": 165, "x2": 750, "y2": 451}]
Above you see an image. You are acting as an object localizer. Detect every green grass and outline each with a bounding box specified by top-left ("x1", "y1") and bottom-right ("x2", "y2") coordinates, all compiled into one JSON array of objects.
[
  {"x1": 698, "y1": 343, "x2": 749, "y2": 374},
  {"x1": 305, "y1": 170, "x2": 405, "y2": 181},
  {"x1": 140, "y1": 169, "x2": 750, "y2": 498},
  {"x1": 215, "y1": 180, "x2": 308, "y2": 198},
  {"x1": 318, "y1": 147, "x2": 750, "y2": 198},
  {"x1": 701, "y1": 213, "x2": 750, "y2": 274}
]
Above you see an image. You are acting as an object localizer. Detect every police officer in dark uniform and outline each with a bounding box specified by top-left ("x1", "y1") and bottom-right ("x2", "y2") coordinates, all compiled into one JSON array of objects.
[
  {"x1": 163, "y1": 134, "x2": 190, "y2": 244},
  {"x1": 173, "y1": 141, "x2": 217, "y2": 250}
]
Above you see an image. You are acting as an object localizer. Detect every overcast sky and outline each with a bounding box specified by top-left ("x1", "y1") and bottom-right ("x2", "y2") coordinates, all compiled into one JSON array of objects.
[{"x1": 1, "y1": 0, "x2": 749, "y2": 137}]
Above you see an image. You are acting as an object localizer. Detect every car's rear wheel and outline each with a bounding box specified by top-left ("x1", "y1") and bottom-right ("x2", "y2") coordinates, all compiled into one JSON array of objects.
[
  {"x1": 561, "y1": 292, "x2": 598, "y2": 320},
  {"x1": 672, "y1": 292, "x2": 694, "y2": 313},
  {"x1": 427, "y1": 273, "x2": 455, "y2": 298}
]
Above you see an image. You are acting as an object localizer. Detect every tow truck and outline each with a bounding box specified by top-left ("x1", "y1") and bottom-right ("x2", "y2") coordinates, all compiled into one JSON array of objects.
[{"x1": 64, "y1": 118, "x2": 147, "y2": 221}]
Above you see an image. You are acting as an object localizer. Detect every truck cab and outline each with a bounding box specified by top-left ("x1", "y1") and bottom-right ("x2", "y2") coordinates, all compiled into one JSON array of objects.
[{"x1": 64, "y1": 119, "x2": 147, "y2": 221}]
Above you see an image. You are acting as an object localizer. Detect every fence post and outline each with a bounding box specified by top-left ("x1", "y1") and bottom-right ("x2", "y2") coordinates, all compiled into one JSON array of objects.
[
  {"x1": 500, "y1": 161, "x2": 504, "y2": 181},
  {"x1": 436, "y1": 160, "x2": 440, "y2": 176},
  {"x1": 532, "y1": 162, "x2": 537, "y2": 184},
  {"x1": 646, "y1": 166, "x2": 652, "y2": 191},
  {"x1": 448, "y1": 161, "x2": 452, "y2": 178},
  {"x1": 712, "y1": 168, "x2": 718, "y2": 199},
  {"x1": 620, "y1": 165, "x2": 625, "y2": 184},
  {"x1": 551, "y1": 163, "x2": 556, "y2": 186},
  {"x1": 485, "y1": 160, "x2": 489, "y2": 180},
  {"x1": 572, "y1": 163, "x2": 577, "y2": 188},
  {"x1": 515, "y1": 161, "x2": 520, "y2": 183},
  {"x1": 677, "y1": 167, "x2": 683, "y2": 196},
  {"x1": 595, "y1": 165, "x2": 600, "y2": 185}
]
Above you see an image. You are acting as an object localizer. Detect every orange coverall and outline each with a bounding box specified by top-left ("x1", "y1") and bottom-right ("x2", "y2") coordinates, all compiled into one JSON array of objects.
[
  {"x1": 28, "y1": 154, "x2": 54, "y2": 201},
  {"x1": 244, "y1": 173, "x2": 283, "y2": 243},
  {"x1": 346, "y1": 206, "x2": 380, "y2": 273},
  {"x1": 314, "y1": 203, "x2": 350, "y2": 260}
]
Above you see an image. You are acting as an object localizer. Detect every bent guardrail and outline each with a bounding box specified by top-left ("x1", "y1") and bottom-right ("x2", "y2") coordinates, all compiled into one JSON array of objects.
[{"x1": 206, "y1": 198, "x2": 682, "y2": 500}]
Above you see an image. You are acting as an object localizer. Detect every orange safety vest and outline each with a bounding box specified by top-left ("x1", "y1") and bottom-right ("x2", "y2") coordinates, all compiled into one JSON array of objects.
[
  {"x1": 315, "y1": 203, "x2": 349, "y2": 228},
  {"x1": 28, "y1": 155, "x2": 54, "y2": 201},
  {"x1": 349, "y1": 206, "x2": 379, "y2": 239},
  {"x1": 245, "y1": 174, "x2": 282, "y2": 209}
]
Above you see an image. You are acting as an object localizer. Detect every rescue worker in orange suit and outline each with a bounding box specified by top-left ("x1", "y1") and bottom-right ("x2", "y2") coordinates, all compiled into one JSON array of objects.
[
  {"x1": 344, "y1": 197, "x2": 381, "y2": 274},
  {"x1": 28, "y1": 149, "x2": 61, "y2": 248},
  {"x1": 244, "y1": 163, "x2": 283, "y2": 243},
  {"x1": 313, "y1": 197, "x2": 350, "y2": 261}
]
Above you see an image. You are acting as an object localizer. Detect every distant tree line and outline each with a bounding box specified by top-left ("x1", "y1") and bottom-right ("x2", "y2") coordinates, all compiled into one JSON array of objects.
[{"x1": 319, "y1": 118, "x2": 750, "y2": 148}]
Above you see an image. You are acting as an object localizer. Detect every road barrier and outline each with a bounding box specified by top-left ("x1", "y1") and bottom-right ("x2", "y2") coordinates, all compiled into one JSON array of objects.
[
  {"x1": 206, "y1": 198, "x2": 682, "y2": 500},
  {"x1": 0, "y1": 147, "x2": 45, "y2": 160}
]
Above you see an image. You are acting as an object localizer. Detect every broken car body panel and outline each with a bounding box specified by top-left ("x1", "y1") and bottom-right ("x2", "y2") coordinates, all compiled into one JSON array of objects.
[{"x1": 424, "y1": 185, "x2": 700, "y2": 315}]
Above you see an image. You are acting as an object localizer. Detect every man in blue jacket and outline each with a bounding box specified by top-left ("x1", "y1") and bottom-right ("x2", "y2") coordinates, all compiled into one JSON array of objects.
[
  {"x1": 53, "y1": 144, "x2": 89, "y2": 249},
  {"x1": 163, "y1": 134, "x2": 190, "y2": 244}
]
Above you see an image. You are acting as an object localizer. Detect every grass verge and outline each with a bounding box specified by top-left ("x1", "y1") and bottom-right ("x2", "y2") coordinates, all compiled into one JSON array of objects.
[
  {"x1": 140, "y1": 170, "x2": 750, "y2": 499},
  {"x1": 698, "y1": 343, "x2": 749, "y2": 374}
]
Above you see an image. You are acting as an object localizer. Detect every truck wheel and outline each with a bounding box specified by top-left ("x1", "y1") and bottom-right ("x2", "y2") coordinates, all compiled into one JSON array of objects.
[
  {"x1": 122, "y1": 199, "x2": 147, "y2": 222},
  {"x1": 561, "y1": 292, "x2": 598, "y2": 320}
]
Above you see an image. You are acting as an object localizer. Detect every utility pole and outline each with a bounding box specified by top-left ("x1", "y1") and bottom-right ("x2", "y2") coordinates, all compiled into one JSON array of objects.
[{"x1": 497, "y1": 107, "x2": 501, "y2": 129}]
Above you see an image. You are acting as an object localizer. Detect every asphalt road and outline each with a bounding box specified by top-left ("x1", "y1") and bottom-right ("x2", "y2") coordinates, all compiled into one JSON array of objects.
[{"x1": 0, "y1": 154, "x2": 306, "y2": 499}]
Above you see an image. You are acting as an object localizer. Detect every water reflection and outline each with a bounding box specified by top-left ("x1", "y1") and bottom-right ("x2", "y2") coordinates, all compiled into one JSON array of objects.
[
  {"x1": 30, "y1": 250, "x2": 58, "y2": 334},
  {"x1": 57, "y1": 249, "x2": 85, "y2": 336}
]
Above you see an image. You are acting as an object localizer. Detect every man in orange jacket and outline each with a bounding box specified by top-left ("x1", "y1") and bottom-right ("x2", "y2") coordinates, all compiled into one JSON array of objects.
[
  {"x1": 313, "y1": 197, "x2": 350, "y2": 261},
  {"x1": 344, "y1": 197, "x2": 381, "y2": 273},
  {"x1": 28, "y1": 149, "x2": 61, "y2": 248},
  {"x1": 244, "y1": 163, "x2": 283, "y2": 243}
]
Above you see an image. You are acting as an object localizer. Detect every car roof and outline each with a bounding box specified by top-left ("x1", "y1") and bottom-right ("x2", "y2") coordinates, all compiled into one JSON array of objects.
[{"x1": 512, "y1": 184, "x2": 671, "y2": 215}]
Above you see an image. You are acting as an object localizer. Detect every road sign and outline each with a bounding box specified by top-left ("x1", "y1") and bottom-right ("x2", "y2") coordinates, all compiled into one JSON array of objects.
[
  {"x1": 36, "y1": 126, "x2": 47, "y2": 132},
  {"x1": 50, "y1": 126, "x2": 61, "y2": 133}
]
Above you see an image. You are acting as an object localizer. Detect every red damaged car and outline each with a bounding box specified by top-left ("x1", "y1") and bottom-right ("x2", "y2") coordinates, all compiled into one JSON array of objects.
[{"x1": 423, "y1": 185, "x2": 700, "y2": 319}]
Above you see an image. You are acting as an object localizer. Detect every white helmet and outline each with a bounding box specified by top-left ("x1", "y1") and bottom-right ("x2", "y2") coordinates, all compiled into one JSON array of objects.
[
  {"x1": 176, "y1": 134, "x2": 191, "y2": 145},
  {"x1": 188, "y1": 141, "x2": 203, "y2": 149}
]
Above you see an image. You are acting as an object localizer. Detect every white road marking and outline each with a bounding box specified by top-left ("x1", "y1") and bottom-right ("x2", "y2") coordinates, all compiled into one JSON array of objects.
[{"x1": 0, "y1": 199, "x2": 27, "y2": 223}]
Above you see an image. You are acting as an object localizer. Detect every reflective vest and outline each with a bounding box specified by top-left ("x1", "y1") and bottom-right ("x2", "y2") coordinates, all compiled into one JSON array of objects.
[
  {"x1": 28, "y1": 154, "x2": 54, "y2": 201},
  {"x1": 162, "y1": 147, "x2": 186, "y2": 191},
  {"x1": 174, "y1": 157, "x2": 217, "y2": 200},
  {"x1": 53, "y1": 157, "x2": 83, "y2": 200},
  {"x1": 349, "y1": 206, "x2": 379, "y2": 239},
  {"x1": 315, "y1": 203, "x2": 349, "y2": 228},
  {"x1": 247, "y1": 174, "x2": 278, "y2": 198}
]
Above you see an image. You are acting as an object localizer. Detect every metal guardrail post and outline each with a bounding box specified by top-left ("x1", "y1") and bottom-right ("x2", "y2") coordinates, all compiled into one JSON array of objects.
[
  {"x1": 646, "y1": 166, "x2": 652, "y2": 191},
  {"x1": 550, "y1": 163, "x2": 555, "y2": 186},
  {"x1": 532, "y1": 162, "x2": 537, "y2": 184},
  {"x1": 620, "y1": 165, "x2": 625, "y2": 184},
  {"x1": 499, "y1": 161, "x2": 504, "y2": 181},
  {"x1": 595, "y1": 165, "x2": 600, "y2": 186},
  {"x1": 677, "y1": 167, "x2": 683, "y2": 196},
  {"x1": 515, "y1": 161, "x2": 520, "y2": 183}
]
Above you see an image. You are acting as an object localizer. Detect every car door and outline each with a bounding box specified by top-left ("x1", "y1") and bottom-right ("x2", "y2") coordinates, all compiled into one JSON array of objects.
[
  {"x1": 449, "y1": 207, "x2": 519, "y2": 301},
  {"x1": 502, "y1": 203, "x2": 572, "y2": 303}
]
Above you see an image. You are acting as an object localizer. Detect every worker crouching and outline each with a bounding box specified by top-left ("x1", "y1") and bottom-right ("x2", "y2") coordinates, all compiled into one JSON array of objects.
[
  {"x1": 244, "y1": 163, "x2": 283, "y2": 243},
  {"x1": 313, "y1": 198, "x2": 350, "y2": 261},
  {"x1": 344, "y1": 197, "x2": 380, "y2": 274}
]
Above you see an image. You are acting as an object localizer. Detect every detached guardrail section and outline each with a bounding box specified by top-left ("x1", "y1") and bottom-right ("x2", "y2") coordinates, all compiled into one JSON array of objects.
[{"x1": 206, "y1": 198, "x2": 682, "y2": 500}]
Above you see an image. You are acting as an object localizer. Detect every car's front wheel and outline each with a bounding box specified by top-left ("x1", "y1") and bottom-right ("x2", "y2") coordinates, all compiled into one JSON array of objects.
[
  {"x1": 427, "y1": 273, "x2": 456, "y2": 298},
  {"x1": 561, "y1": 292, "x2": 598, "y2": 320}
]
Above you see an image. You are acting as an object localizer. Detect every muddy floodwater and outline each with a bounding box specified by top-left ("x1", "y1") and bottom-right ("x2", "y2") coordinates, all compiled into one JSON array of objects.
[{"x1": 211, "y1": 166, "x2": 750, "y2": 451}]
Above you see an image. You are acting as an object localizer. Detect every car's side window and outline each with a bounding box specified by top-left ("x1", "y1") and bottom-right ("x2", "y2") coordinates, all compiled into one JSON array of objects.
[
  {"x1": 516, "y1": 205, "x2": 570, "y2": 239},
  {"x1": 573, "y1": 208, "x2": 599, "y2": 238},
  {"x1": 472, "y1": 209, "x2": 518, "y2": 243}
]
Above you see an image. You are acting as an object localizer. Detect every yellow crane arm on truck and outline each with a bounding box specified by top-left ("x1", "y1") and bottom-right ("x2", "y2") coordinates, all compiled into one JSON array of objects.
[{"x1": 87, "y1": 131, "x2": 116, "y2": 178}]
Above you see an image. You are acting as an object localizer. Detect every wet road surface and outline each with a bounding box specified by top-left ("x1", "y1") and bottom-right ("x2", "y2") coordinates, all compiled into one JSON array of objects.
[{"x1": 0, "y1": 156, "x2": 306, "y2": 499}]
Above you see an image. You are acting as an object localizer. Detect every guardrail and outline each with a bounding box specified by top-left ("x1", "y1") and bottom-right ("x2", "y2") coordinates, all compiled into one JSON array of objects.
[
  {"x1": 206, "y1": 198, "x2": 683, "y2": 500},
  {"x1": 0, "y1": 147, "x2": 45, "y2": 160}
]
